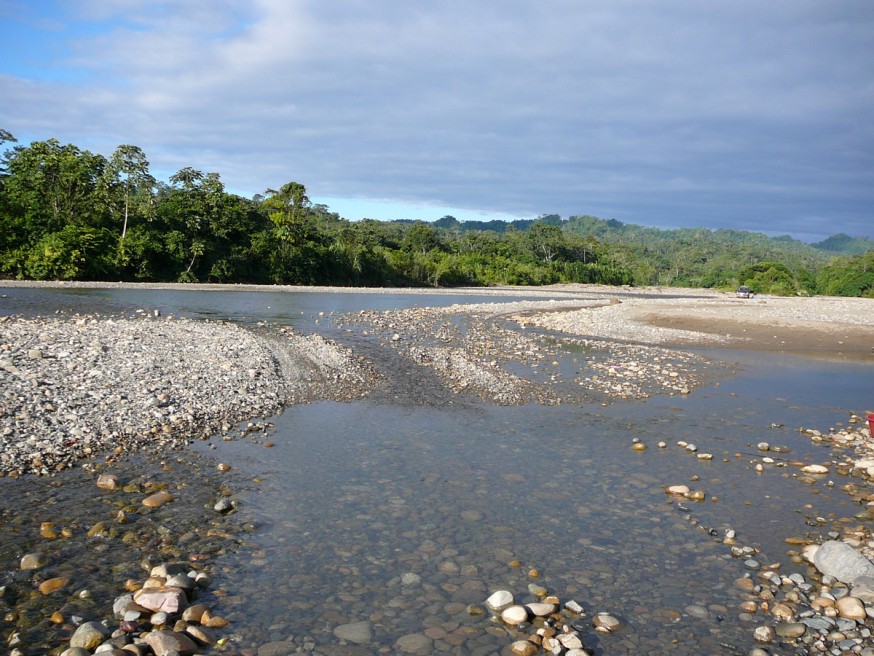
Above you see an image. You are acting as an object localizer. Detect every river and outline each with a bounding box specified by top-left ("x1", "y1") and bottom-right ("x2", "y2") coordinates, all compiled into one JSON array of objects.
[{"x1": 1, "y1": 285, "x2": 872, "y2": 655}]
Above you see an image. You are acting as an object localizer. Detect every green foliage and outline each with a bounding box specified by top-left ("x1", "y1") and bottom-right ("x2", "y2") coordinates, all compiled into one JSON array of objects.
[
  {"x1": 102, "y1": 144, "x2": 155, "y2": 239},
  {"x1": 402, "y1": 222, "x2": 441, "y2": 255},
  {"x1": 737, "y1": 261, "x2": 812, "y2": 296},
  {"x1": 1, "y1": 134, "x2": 871, "y2": 296},
  {"x1": 811, "y1": 233, "x2": 874, "y2": 256},
  {"x1": 816, "y1": 252, "x2": 874, "y2": 298},
  {"x1": 22, "y1": 225, "x2": 114, "y2": 280},
  {"x1": 2, "y1": 139, "x2": 108, "y2": 236}
]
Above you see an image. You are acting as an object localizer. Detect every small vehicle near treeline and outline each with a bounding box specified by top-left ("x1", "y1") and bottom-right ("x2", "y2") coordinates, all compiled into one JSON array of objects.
[{"x1": 736, "y1": 285, "x2": 753, "y2": 298}]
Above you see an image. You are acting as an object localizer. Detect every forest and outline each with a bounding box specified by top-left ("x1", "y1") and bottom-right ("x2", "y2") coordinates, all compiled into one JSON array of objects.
[{"x1": 1, "y1": 133, "x2": 872, "y2": 297}]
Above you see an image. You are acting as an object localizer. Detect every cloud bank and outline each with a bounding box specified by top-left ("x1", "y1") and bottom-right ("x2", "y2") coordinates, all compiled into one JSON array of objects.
[{"x1": 1, "y1": 0, "x2": 872, "y2": 241}]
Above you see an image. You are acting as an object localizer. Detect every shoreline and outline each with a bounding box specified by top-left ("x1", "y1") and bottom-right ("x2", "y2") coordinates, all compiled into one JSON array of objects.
[
  {"x1": 3, "y1": 283, "x2": 873, "y2": 475},
  {"x1": 3, "y1": 283, "x2": 874, "y2": 654}
]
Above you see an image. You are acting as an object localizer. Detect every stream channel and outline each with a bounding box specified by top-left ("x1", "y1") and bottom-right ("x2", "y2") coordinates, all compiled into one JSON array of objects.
[{"x1": 1, "y1": 285, "x2": 872, "y2": 656}]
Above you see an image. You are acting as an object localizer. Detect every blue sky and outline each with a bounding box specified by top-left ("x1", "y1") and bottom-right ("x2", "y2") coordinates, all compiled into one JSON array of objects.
[{"x1": 1, "y1": 1, "x2": 872, "y2": 242}]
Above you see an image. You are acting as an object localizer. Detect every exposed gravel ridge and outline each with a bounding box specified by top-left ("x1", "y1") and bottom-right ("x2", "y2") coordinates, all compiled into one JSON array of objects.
[{"x1": 0, "y1": 314, "x2": 375, "y2": 476}]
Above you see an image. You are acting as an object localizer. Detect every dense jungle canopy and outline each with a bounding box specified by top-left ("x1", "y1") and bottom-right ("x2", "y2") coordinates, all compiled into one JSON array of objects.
[{"x1": 1, "y1": 134, "x2": 872, "y2": 297}]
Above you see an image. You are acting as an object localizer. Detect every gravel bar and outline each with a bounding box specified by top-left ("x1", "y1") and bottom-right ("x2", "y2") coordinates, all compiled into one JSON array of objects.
[{"x1": 0, "y1": 314, "x2": 375, "y2": 477}]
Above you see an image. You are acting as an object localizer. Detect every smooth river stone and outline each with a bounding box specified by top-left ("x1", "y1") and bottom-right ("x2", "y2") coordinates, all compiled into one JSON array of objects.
[
  {"x1": 70, "y1": 621, "x2": 111, "y2": 650},
  {"x1": 182, "y1": 603, "x2": 207, "y2": 622},
  {"x1": 851, "y1": 576, "x2": 874, "y2": 603},
  {"x1": 814, "y1": 541, "x2": 874, "y2": 585},
  {"x1": 501, "y1": 605, "x2": 529, "y2": 625},
  {"x1": 20, "y1": 552, "x2": 48, "y2": 570},
  {"x1": 753, "y1": 625, "x2": 775, "y2": 643},
  {"x1": 486, "y1": 590, "x2": 514, "y2": 611},
  {"x1": 774, "y1": 622, "x2": 807, "y2": 639},
  {"x1": 666, "y1": 484, "x2": 690, "y2": 495},
  {"x1": 143, "y1": 630, "x2": 198, "y2": 656},
  {"x1": 801, "y1": 464, "x2": 829, "y2": 474},
  {"x1": 185, "y1": 624, "x2": 216, "y2": 645},
  {"x1": 525, "y1": 602, "x2": 557, "y2": 617},
  {"x1": 151, "y1": 563, "x2": 189, "y2": 578},
  {"x1": 165, "y1": 573, "x2": 194, "y2": 590},
  {"x1": 333, "y1": 621, "x2": 373, "y2": 644},
  {"x1": 559, "y1": 633, "x2": 584, "y2": 650},
  {"x1": 38, "y1": 577, "x2": 70, "y2": 595},
  {"x1": 256, "y1": 641, "x2": 295, "y2": 656},
  {"x1": 395, "y1": 633, "x2": 433, "y2": 654},
  {"x1": 836, "y1": 595, "x2": 867, "y2": 620},
  {"x1": 96, "y1": 474, "x2": 119, "y2": 490},
  {"x1": 684, "y1": 604, "x2": 709, "y2": 619},
  {"x1": 133, "y1": 587, "x2": 188, "y2": 613},
  {"x1": 510, "y1": 640, "x2": 538, "y2": 656},
  {"x1": 142, "y1": 491, "x2": 174, "y2": 508},
  {"x1": 593, "y1": 613, "x2": 621, "y2": 632}
]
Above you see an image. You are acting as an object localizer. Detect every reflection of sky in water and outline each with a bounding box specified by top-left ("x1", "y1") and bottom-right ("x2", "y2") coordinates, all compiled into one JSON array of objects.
[{"x1": 5, "y1": 287, "x2": 872, "y2": 653}]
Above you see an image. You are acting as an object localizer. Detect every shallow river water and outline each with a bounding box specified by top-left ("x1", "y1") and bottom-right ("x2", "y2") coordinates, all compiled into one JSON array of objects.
[{"x1": 2, "y1": 286, "x2": 872, "y2": 656}]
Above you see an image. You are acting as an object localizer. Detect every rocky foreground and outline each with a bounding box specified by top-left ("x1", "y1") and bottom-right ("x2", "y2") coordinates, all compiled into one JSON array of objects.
[{"x1": 0, "y1": 313, "x2": 375, "y2": 477}]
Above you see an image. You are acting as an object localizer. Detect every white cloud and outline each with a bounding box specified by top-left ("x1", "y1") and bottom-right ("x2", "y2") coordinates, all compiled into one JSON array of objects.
[{"x1": 1, "y1": 0, "x2": 873, "y2": 239}]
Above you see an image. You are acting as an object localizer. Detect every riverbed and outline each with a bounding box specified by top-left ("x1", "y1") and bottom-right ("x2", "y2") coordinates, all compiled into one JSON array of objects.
[{"x1": 1, "y1": 284, "x2": 873, "y2": 656}]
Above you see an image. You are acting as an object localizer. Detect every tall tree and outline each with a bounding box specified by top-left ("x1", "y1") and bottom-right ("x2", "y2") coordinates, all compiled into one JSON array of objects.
[
  {"x1": 162, "y1": 167, "x2": 231, "y2": 280},
  {"x1": 260, "y1": 181, "x2": 326, "y2": 282},
  {"x1": 103, "y1": 144, "x2": 155, "y2": 240},
  {"x1": 528, "y1": 223, "x2": 564, "y2": 264},
  {"x1": 0, "y1": 129, "x2": 16, "y2": 187},
  {"x1": 2, "y1": 138, "x2": 106, "y2": 234},
  {"x1": 263, "y1": 181, "x2": 311, "y2": 238}
]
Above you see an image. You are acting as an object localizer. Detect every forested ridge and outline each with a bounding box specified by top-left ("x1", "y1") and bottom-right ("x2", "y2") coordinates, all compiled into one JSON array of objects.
[{"x1": 1, "y1": 133, "x2": 872, "y2": 297}]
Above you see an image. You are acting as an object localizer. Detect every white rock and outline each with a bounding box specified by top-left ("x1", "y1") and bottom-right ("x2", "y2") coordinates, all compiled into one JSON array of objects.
[
  {"x1": 486, "y1": 590, "x2": 514, "y2": 611},
  {"x1": 801, "y1": 464, "x2": 829, "y2": 474},
  {"x1": 559, "y1": 633, "x2": 584, "y2": 649},
  {"x1": 754, "y1": 625, "x2": 775, "y2": 642},
  {"x1": 565, "y1": 599, "x2": 584, "y2": 614},
  {"x1": 814, "y1": 540, "x2": 874, "y2": 585},
  {"x1": 593, "y1": 613, "x2": 621, "y2": 632},
  {"x1": 501, "y1": 605, "x2": 529, "y2": 625},
  {"x1": 525, "y1": 602, "x2": 557, "y2": 617},
  {"x1": 401, "y1": 572, "x2": 421, "y2": 586}
]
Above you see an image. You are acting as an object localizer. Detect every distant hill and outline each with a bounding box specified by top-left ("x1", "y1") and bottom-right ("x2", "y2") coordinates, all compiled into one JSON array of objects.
[
  {"x1": 435, "y1": 213, "x2": 871, "y2": 264},
  {"x1": 811, "y1": 233, "x2": 874, "y2": 255},
  {"x1": 430, "y1": 213, "x2": 844, "y2": 290}
]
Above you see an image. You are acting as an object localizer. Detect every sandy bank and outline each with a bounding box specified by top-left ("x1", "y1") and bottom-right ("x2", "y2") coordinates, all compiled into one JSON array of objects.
[{"x1": 516, "y1": 291, "x2": 874, "y2": 362}]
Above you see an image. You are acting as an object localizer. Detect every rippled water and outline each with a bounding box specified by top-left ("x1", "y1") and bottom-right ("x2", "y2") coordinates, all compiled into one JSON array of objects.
[{"x1": 3, "y1": 287, "x2": 872, "y2": 655}]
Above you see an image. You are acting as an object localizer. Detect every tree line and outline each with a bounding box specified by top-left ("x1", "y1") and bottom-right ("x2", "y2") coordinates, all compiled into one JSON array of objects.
[{"x1": 1, "y1": 133, "x2": 871, "y2": 297}]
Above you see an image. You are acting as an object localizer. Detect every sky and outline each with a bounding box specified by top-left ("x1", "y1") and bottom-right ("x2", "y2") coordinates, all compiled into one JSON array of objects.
[{"x1": 1, "y1": 1, "x2": 872, "y2": 243}]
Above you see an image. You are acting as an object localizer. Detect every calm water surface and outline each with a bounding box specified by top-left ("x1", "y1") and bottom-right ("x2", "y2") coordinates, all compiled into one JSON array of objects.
[
  {"x1": 4, "y1": 286, "x2": 873, "y2": 654},
  {"x1": 192, "y1": 352, "x2": 871, "y2": 654}
]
